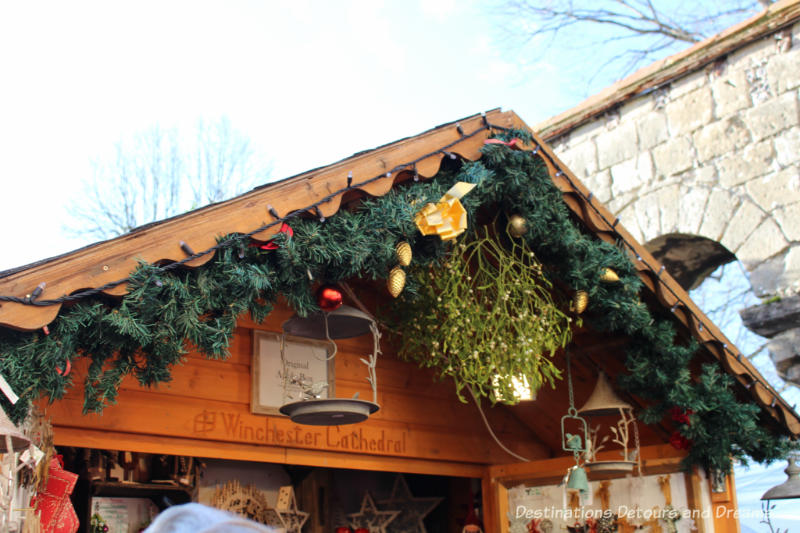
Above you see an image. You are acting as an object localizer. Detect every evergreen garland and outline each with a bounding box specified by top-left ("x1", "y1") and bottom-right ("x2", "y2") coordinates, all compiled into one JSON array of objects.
[{"x1": 0, "y1": 130, "x2": 794, "y2": 473}]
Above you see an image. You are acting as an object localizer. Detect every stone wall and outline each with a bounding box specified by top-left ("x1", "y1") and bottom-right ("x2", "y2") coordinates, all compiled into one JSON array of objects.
[{"x1": 546, "y1": 22, "x2": 800, "y2": 383}]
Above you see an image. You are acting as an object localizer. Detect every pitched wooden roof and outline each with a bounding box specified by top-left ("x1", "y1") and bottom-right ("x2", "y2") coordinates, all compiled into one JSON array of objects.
[{"x1": 1, "y1": 108, "x2": 797, "y2": 435}]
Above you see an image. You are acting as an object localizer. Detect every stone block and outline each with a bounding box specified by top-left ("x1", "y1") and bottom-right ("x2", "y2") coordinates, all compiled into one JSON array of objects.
[
  {"x1": 668, "y1": 69, "x2": 709, "y2": 99},
  {"x1": 744, "y1": 91, "x2": 799, "y2": 141},
  {"x1": 730, "y1": 36, "x2": 777, "y2": 68},
  {"x1": 611, "y1": 153, "x2": 653, "y2": 196},
  {"x1": 736, "y1": 217, "x2": 788, "y2": 269},
  {"x1": 589, "y1": 168, "x2": 613, "y2": 204},
  {"x1": 721, "y1": 199, "x2": 765, "y2": 253},
  {"x1": 550, "y1": 119, "x2": 605, "y2": 147},
  {"x1": 710, "y1": 68, "x2": 752, "y2": 118},
  {"x1": 752, "y1": 247, "x2": 800, "y2": 298},
  {"x1": 766, "y1": 49, "x2": 800, "y2": 94},
  {"x1": 616, "y1": 204, "x2": 643, "y2": 242},
  {"x1": 558, "y1": 139, "x2": 598, "y2": 179},
  {"x1": 784, "y1": 247, "x2": 800, "y2": 291},
  {"x1": 774, "y1": 126, "x2": 800, "y2": 167},
  {"x1": 746, "y1": 166, "x2": 800, "y2": 212},
  {"x1": 596, "y1": 120, "x2": 638, "y2": 169},
  {"x1": 678, "y1": 185, "x2": 711, "y2": 235},
  {"x1": 665, "y1": 87, "x2": 713, "y2": 135},
  {"x1": 775, "y1": 202, "x2": 800, "y2": 241},
  {"x1": 750, "y1": 254, "x2": 787, "y2": 297},
  {"x1": 606, "y1": 193, "x2": 632, "y2": 216},
  {"x1": 768, "y1": 328, "x2": 800, "y2": 384},
  {"x1": 634, "y1": 191, "x2": 663, "y2": 242},
  {"x1": 619, "y1": 95, "x2": 654, "y2": 121},
  {"x1": 717, "y1": 139, "x2": 776, "y2": 187},
  {"x1": 652, "y1": 135, "x2": 695, "y2": 177},
  {"x1": 699, "y1": 188, "x2": 740, "y2": 241},
  {"x1": 658, "y1": 184, "x2": 682, "y2": 234},
  {"x1": 636, "y1": 112, "x2": 669, "y2": 150},
  {"x1": 693, "y1": 116, "x2": 752, "y2": 163}
]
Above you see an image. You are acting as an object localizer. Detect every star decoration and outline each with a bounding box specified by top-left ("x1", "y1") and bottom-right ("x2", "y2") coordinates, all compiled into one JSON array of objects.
[
  {"x1": 379, "y1": 475, "x2": 443, "y2": 533},
  {"x1": 349, "y1": 492, "x2": 399, "y2": 533},
  {"x1": 275, "y1": 486, "x2": 310, "y2": 533}
]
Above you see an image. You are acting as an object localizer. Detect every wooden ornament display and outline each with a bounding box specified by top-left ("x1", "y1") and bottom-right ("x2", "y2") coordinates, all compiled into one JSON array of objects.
[
  {"x1": 275, "y1": 486, "x2": 310, "y2": 533},
  {"x1": 348, "y1": 493, "x2": 399, "y2": 533},
  {"x1": 378, "y1": 475, "x2": 442, "y2": 533},
  {"x1": 211, "y1": 480, "x2": 286, "y2": 529}
]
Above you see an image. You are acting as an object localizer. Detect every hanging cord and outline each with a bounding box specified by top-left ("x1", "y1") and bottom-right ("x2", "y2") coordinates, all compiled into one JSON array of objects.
[
  {"x1": 469, "y1": 387, "x2": 530, "y2": 463},
  {"x1": 315, "y1": 313, "x2": 338, "y2": 361},
  {"x1": 633, "y1": 412, "x2": 643, "y2": 476},
  {"x1": 338, "y1": 282, "x2": 381, "y2": 404},
  {"x1": 565, "y1": 350, "x2": 583, "y2": 465}
]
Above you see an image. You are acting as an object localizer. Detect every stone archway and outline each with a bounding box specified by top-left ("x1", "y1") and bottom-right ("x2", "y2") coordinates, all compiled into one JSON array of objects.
[{"x1": 645, "y1": 233, "x2": 735, "y2": 291}]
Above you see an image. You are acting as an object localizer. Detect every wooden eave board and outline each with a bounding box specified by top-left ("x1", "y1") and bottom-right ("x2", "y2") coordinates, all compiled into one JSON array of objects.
[
  {"x1": 2, "y1": 108, "x2": 797, "y2": 437},
  {"x1": 534, "y1": 0, "x2": 800, "y2": 140},
  {"x1": 0, "y1": 109, "x2": 516, "y2": 331}
]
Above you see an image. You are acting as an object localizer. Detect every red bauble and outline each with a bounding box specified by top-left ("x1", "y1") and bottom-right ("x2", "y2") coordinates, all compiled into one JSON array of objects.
[{"x1": 317, "y1": 285, "x2": 343, "y2": 312}]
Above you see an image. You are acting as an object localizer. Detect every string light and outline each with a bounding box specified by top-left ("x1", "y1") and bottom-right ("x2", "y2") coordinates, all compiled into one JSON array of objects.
[
  {"x1": 0, "y1": 123, "x2": 785, "y2": 411},
  {"x1": 0, "y1": 120, "x2": 503, "y2": 308},
  {"x1": 179, "y1": 241, "x2": 195, "y2": 256}
]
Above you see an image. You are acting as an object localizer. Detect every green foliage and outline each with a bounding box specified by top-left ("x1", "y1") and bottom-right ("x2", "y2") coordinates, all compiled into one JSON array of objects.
[
  {"x1": 0, "y1": 128, "x2": 793, "y2": 474},
  {"x1": 395, "y1": 227, "x2": 574, "y2": 403}
]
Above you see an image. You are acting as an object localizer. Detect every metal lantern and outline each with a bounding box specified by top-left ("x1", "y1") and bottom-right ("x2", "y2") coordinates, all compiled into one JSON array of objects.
[
  {"x1": 578, "y1": 372, "x2": 641, "y2": 475},
  {"x1": 279, "y1": 305, "x2": 380, "y2": 426},
  {"x1": 761, "y1": 454, "x2": 800, "y2": 500},
  {"x1": 282, "y1": 305, "x2": 374, "y2": 339}
]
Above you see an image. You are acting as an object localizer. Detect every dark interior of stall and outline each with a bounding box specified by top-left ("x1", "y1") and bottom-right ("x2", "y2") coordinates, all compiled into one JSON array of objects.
[{"x1": 60, "y1": 447, "x2": 482, "y2": 532}]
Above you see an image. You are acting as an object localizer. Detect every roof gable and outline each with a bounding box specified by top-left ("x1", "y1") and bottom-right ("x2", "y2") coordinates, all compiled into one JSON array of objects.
[{"x1": 0, "y1": 109, "x2": 796, "y2": 464}]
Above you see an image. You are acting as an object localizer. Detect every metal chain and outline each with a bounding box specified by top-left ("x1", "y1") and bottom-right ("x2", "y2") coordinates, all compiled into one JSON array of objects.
[
  {"x1": 634, "y1": 413, "x2": 642, "y2": 476},
  {"x1": 566, "y1": 350, "x2": 577, "y2": 415}
]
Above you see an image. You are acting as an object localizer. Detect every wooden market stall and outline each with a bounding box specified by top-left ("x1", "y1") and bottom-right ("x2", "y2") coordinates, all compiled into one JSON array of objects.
[{"x1": 0, "y1": 109, "x2": 797, "y2": 532}]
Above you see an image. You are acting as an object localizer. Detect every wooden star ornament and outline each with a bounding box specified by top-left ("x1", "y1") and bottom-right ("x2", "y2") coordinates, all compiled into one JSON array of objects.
[
  {"x1": 275, "y1": 485, "x2": 310, "y2": 533},
  {"x1": 349, "y1": 492, "x2": 400, "y2": 533},
  {"x1": 379, "y1": 474, "x2": 443, "y2": 533}
]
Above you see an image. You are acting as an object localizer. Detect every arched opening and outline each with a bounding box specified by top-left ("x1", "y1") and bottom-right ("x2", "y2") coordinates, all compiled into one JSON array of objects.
[{"x1": 644, "y1": 233, "x2": 736, "y2": 291}]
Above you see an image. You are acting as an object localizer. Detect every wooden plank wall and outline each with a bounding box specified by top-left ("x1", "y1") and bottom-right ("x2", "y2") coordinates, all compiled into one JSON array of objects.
[{"x1": 44, "y1": 305, "x2": 551, "y2": 478}]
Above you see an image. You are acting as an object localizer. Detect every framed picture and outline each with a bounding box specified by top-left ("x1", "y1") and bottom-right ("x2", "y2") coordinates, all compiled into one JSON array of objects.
[{"x1": 251, "y1": 331, "x2": 335, "y2": 415}]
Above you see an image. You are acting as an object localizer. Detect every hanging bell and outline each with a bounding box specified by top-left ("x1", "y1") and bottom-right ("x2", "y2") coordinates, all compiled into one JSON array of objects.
[
  {"x1": 578, "y1": 372, "x2": 632, "y2": 416},
  {"x1": 282, "y1": 305, "x2": 374, "y2": 339},
  {"x1": 567, "y1": 466, "x2": 590, "y2": 496}
]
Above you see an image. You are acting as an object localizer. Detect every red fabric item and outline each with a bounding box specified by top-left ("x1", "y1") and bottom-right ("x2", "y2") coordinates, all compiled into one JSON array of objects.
[
  {"x1": 670, "y1": 406, "x2": 693, "y2": 425},
  {"x1": 259, "y1": 223, "x2": 294, "y2": 250},
  {"x1": 669, "y1": 431, "x2": 692, "y2": 450},
  {"x1": 483, "y1": 138, "x2": 523, "y2": 149},
  {"x1": 32, "y1": 456, "x2": 79, "y2": 533}
]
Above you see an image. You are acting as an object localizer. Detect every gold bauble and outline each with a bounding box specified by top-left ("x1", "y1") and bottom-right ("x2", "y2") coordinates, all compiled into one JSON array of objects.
[
  {"x1": 573, "y1": 291, "x2": 589, "y2": 314},
  {"x1": 599, "y1": 268, "x2": 620, "y2": 283},
  {"x1": 388, "y1": 266, "x2": 406, "y2": 298},
  {"x1": 508, "y1": 215, "x2": 528, "y2": 238},
  {"x1": 395, "y1": 241, "x2": 412, "y2": 267}
]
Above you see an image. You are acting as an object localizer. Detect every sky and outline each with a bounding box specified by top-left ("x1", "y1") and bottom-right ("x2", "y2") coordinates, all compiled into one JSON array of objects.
[
  {"x1": 1, "y1": 0, "x2": 797, "y2": 527},
  {"x1": 0, "y1": 0, "x2": 590, "y2": 271}
]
